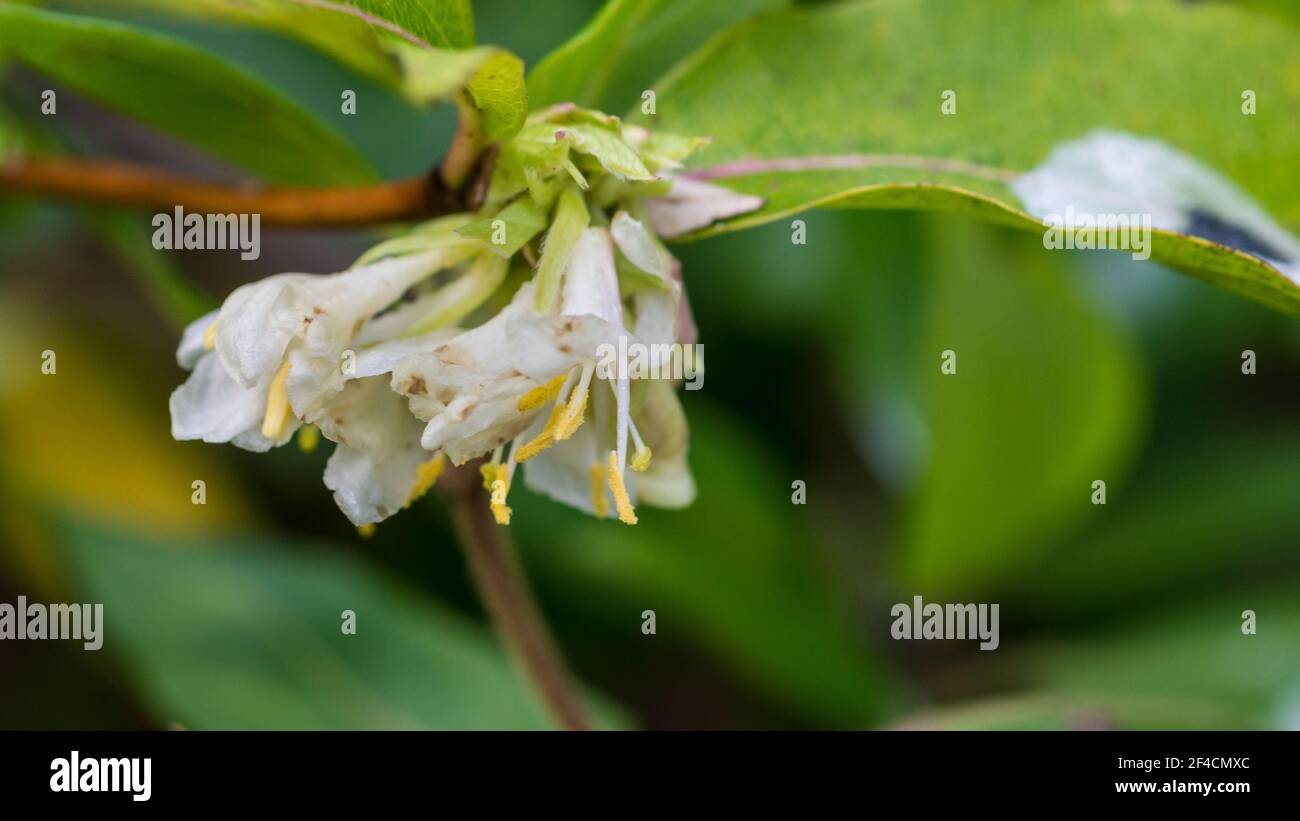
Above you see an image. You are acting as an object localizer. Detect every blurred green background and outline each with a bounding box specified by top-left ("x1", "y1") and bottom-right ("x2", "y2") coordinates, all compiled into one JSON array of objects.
[{"x1": 2, "y1": 0, "x2": 1299, "y2": 730}]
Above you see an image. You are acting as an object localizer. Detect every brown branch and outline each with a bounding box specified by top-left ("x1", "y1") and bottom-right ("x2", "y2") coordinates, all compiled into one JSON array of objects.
[
  {"x1": 442, "y1": 463, "x2": 593, "y2": 731},
  {"x1": 0, "y1": 155, "x2": 462, "y2": 227}
]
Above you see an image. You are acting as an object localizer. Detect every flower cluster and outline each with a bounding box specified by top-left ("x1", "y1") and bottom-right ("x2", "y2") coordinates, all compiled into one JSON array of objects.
[{"x1": 170, "y1": 104, "x2": 761, "y2": 528}]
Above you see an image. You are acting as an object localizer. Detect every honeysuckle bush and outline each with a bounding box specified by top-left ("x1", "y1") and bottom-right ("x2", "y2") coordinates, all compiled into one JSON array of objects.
[{"x1": 3, "y1": 0, "x2": 1300, "y2": 729}]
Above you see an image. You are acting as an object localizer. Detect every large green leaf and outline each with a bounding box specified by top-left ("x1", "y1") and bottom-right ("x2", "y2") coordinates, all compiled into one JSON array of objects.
[
  {"x1": 513, "y1": 402, "x2": 896, "y2": 727},
  {"x1": 645, "y1": 0, "x2": 1300, "y2": 314},
  {"x1": 100, "y1": 0, "x2": 474, "y2": 86},
  {"x1": 346, "y1": 0, "x2": 474, "y2": 49},
  {"x1": 99, "y1": 0, "x2": 524, "y2": 137},
  {"x1": 56, "y1": 517, "x2": 624, "y2": 729},
  {"x1": 0, "y1": 3, "x2": 372, "y2": 185},
  {"x1": 1029, "y1": 585, "x2": 1300, "y2": 729},
  {"x1": 898, "y1": 217, "x2": 1145, "y2": 594},
  {"x1": 528, "y1": 0, "x2": 787, "y2": 112}
]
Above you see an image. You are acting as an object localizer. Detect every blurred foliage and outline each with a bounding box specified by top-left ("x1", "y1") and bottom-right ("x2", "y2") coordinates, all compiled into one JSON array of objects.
[
  {"x1": 527, "y1": 0, "x2": 787, "y2": 113},
  {"x1": 901, "y1": 217, "x2": 1145, "y2": 594},
  {"x1": 55, "y1": 517, "x2": 624, "y2": 729},
  {"x1": 0, "y1": 2, "x2": 375, "y2": 184},
  {"x1": 1, "y1": 0, "x2": 1298, "y2": 731}
]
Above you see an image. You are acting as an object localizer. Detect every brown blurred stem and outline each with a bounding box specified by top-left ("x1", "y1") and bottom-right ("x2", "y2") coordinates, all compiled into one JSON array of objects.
[
  {"x1": 0, "y1": 155, "x2": 462, "y2": 227},
  {"x1": 443, "y1": 464, "x2": 593, "y2": 731}
]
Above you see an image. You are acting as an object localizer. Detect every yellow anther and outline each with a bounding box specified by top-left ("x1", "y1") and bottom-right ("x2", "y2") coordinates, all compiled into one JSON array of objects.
[
  {"x1": 203, "y1": 320, "x2": 218, "y2": 351},
  {"x1": 405, "y1": 454, "x2": 446, "y2": 508},
  {"x1": 357, "y1": 524, "x2": 376, "y2": 539},
  {"x1": 631, "y1": 445, "x2": 652, "y2": 472},
  {"x1": 517, "y1": 373, "x2": 568, "y2": 411},
  {"x1": 553, "y1": 387, "x2": 588, "y2": 442},
  {"x1": 589, "y1": 462, "x2": 609, "y2": 518},
  {"x1": 606, "y1": 451, "x2": 637, "y2": 525},
  {"x1": 297, "y1": 424, "x2": 320, "y2": 454},
  {"x1": 514, "y1": 403, "x2": 565, "y2": 462},
  {"x1": 261, "y1": 360, "x2": 293, "y2": 439},
  {"x1": 476, "y1": 463, "x2": 513, "y2": 523},
  {"x1": 490, "y1": 490, "x2": 512, "y2": 524}
]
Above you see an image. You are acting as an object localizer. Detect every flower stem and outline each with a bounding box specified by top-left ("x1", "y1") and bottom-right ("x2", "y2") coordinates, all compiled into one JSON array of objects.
[
  {"x1": 445, "y1": 466, "x2": 593, "y2": 731},
  {"x1": 438, "y1": 94, "x2": 485, "y2": 193},
  {"x1": 0, "y1": 156, "x2": 458, "y2": 227}
]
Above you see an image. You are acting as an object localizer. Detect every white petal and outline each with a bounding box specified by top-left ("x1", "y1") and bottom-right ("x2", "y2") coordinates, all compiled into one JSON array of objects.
[
  {"x1": 644, "y1": 177, "x2": 764, "y2": 239},
  {"x1": 628, "y1": 380, "x2": 695, "y2": 508},
  {"x1": 300, "y1": 250, "x2": 450, "y2": 340},
  {"x1": 506, "y1": 311, "x2": 624, "y2": 382},
  {"x1": 176, "y1": 309, "x2": 219, "y2": 370},
  {"x1": 351, "y1": 328, "x2": 461, "y2": 379},
  {"x1": 632, "y1": 290, "x2": 678, "y2": 347},
  {"x1": 630, "y1": 453, "x2": 696, "y2": 508},
  {"x1": 169, "y1": 352, "x2": 274, "y2": 451},
  {"x1": 214, "y1": 273, "x2": 306, "y2": 387},
  {"x1": 610, "y1": 211, "x2": 670, "y2": 282},
  {"x1": 522, "y1": 417, "x2": 604, "y2": 515},
  {"x1": 421, "y1": 393, "x2": 539, "y2": 463},
  {"x1": 1012, "y1": 130, "x2": 1300, "y2": 276},
  {"x1": 319, "y1": 377, "x2": 431, "y2": 525},
  {"x1": 560, "y1": 227, "x2": 624, "y2": 327}
]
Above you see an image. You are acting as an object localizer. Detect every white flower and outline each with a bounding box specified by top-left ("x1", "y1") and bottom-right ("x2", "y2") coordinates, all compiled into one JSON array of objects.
[
  {"x1": 384, "y1": 215, "x2": 697, "y2": 525},
  {"x1": 168, "y1": 110, "x2": 736, "y2": 530},
  {"x1": 170, "y1": 242, "x2": 479, "y2": 452}
]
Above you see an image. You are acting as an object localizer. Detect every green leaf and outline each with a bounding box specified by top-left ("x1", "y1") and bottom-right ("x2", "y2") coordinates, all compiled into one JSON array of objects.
[
  {"x1": 101, "y1": 0, "x2": 474, "y2": 87},
  {"x1": 56, "y1": 517, "x2": 626, "y2": 729},
  {"x1": 464, "y1": 49, "x2": 527, "y2": 142},
  {"x1": 646, "y1": 0, "x2": 1300, "y2": 314},
  {"x1": 1029, "y1": 585, "x2": 1300, "y2": 728},
  {"x1": 345, "y1": 0, "x2": 474, "y2": 49},
  {"x1": 458, "y1": 197, "x2": 548, "y2": 257},
  {"x1": 898, "y1": 218, "x2": 1145, "y2": 593},
  {"x1": 102, "y1": 0, "x2": 522, "y2": 134},
  {"x1": 0, "y1": 4, "x2": 372, "y2": 185},
  {"x1": 565, "y1": 122, "x2": 654, "y2": 181},
  {"x1": 514, "y1": 402, "x2": 896, "y2": 727},
  {"x1": 388, "y1": 44, "x2": 526, "y2": 139},
  {"x1": 528, "y1": 0, "x2": 788, "y2": 112},
  {"x1": 892, "y1": 693, "x2": 1250, "y2": 730}
]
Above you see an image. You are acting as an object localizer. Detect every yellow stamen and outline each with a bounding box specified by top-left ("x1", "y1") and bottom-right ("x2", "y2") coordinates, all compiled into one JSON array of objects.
[
  {"x1": 203, "y1": 320, "x2": 218, "y2": 351},
  {"x1": 606, "y1": 451, "x2": 637, "y2": 525},
  {"x1": 553, "y1": 386, "x2": 588, "y2": 441},
  {"x1": 261, "y1": 360, "x2": 293, "y2": 439},
  {"x1": 631, "y1": 445, "x2": 652, "y2": 472},
  {"x1": 514, "y1": 403, "x2": 566, "y2": 462},
  {"x1": 517, "y1": 373, "x2": 568, "y2": 411},
  {"x1": 479, "y1": 463, "x2": 513, "y2": 524},
  {"x1": 589, "y1": 462, "x2": 609, "y2": 518},
  {"x1": 357, "y1": 524, "x2": 376, "y2": 539},
  {"x1": 405, "y1": 454, "x2": 446, "y2": 508},
  {"x1": 297, "y1": 424, "x2": 320, "y2": 453}
]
